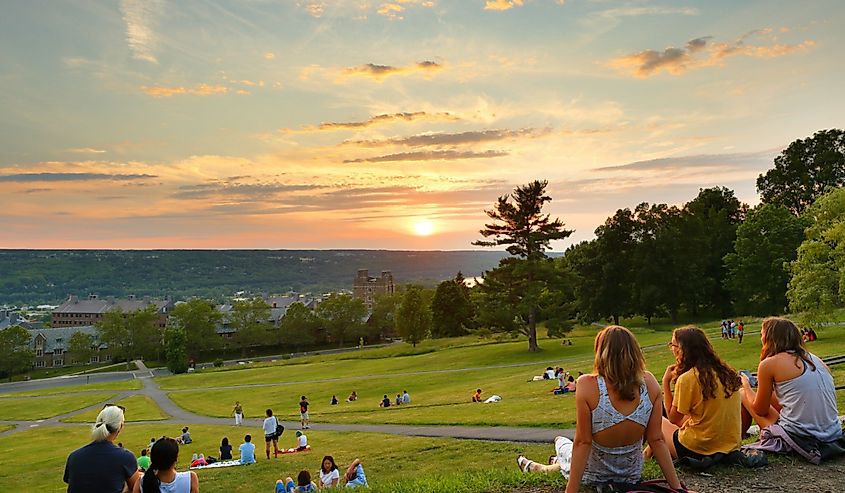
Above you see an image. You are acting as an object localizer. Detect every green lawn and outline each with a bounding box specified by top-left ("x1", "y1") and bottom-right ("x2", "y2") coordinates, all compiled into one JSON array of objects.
[
  {"x1": 0, "y1": 424, "x2": 565, "y2": 493},
  {"x1": 0, "y1": 379, "x2": 141, "y2": 397},
  {"x1": 61, "y1": 394, "x2": 169, "y2": 423},
  {"x1": 0, "y1": 425, "x2": 14, "y2": 434},
  {"x1": 165, "y1": 322, "x2": 845, "y2": 428},
  {"x1": 0, "y1": 393, "x2": 116, "y2": 420}
]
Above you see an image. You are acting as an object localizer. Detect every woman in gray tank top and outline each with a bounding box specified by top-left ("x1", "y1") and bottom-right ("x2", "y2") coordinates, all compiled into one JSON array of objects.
[{"x1": 740, "y1": 318, "x2": 843, "y2": 447}]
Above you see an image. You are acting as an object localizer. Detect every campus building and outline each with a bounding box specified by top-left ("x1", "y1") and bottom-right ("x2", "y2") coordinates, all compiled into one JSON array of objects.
[
  {"x1": 216, "y1": 295, "x2": 319, "y2": 338},
  {"x1": 51, "y1": 294, "x2": 174, "y2": 328},
  {"x1": 26, "y1": 325, "x2": 110, "y2": 368},
  {"x1": 353, "y1": 269, "x2": 395, "y2": 310}
]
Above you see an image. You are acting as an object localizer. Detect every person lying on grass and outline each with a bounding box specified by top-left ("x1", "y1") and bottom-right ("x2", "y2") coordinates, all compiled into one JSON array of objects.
[
  {"x1": 649, "y1": 326, "x2": 742, "y2": 462},
  {"x1": 134, "y1": 437, "x2": 199, "y2": 493},
  {"x1": 741, "y1": 317, "x2": 845, "y2": 463},
  {"x1": 343, "y1": 459, "x2": 368, "y2": 489},
  {"x1": 517, "y1": 325, "x2": 685, "y2": 493},
  {"x1": 278, "y1": 470, "x2": 317, "y2": 493}
]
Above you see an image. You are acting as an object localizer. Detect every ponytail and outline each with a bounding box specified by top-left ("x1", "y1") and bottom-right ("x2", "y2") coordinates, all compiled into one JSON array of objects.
[
  {"x1": 91, "y1": 406, "x2": 123, "y2": 442},
  {"x1": 143, "y1": 437, "x2": 179, "y2": 492}
]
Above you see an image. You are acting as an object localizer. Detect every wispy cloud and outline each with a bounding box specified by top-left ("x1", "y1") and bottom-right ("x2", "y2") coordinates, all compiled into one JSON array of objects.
[
  {"x1": 344, "y1": 149, "x2": 508, "y2": 163},
  {"x1": 344, "y1": 128, "x2": 551, "y2": 147},
  {"x1": 263, "y1": 51, "x2": 276, "y2": 60},
  {"x1": 342, "y1": 60, "x2": 443, "y2": 81},
  {"x1": 172, "y1": 181, "x2": 326, "y2": 200},
  {"x1": 0, "y1": 172, "x2": 157, "y2": 182},
  {"x1": 300, "y1": 1, "x2": 325, "y2": 18},
  {"x1": 284, "y1": 111, "x2": 460, "y2": 134},
  {"x1": 609, "y1": 29, "x2": 815, "y2": 77},
  {"x1": 120, "y1": 0, "x2": 163, "y2": 63},
  {"x1": 67, "y1": 147, "x2": 107, "y2": 154},
  {"x1": 142, "y1": 83, "x2": 230, "y2": 98}
]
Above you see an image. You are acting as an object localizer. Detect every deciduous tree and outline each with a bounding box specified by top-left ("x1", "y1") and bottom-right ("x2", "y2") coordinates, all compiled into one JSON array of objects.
[
  {"x1": 170, "y1": 299, "x2": 222, "y2": 358},
  {"x1": 757, "y1": 129, "x2": 845, "y2": 215},
  {"x1": 67, "y1": 331, "x2": 95, "y2": 366},
  {"x1": 788, "y1": 187, "x2": 845, "y2": 324},
  {"x1": 230, "y1": 298, "x2": 271, "y2": 356},
  {"x1": 164, "y1": 324, "x2": 189, "y2": 374},
  {"x1": 431, "y1": 274, "x2": 474, "y2": 338},
  {"x1": 0, "y1": 326, "x2": 34, "y2": 380},
  {"x1": 315, "y1": 294, "x2": 367, "y2": 347},
  {"x1": 279, "y1": 302, "x2": 319, "y2": 350},
  {"x1": 396, "y1": 286, "x2": 432, "y2": 347},
  {"x1": 725, "y1": 204, "x2": 807, "y2": 314}
]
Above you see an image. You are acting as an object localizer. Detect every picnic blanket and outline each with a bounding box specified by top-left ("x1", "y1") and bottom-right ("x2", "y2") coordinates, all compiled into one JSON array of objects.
[
  {"x1": 275, "y1": 445, "x2": 311, "y2": 456},
  {"x1": 190, "y1": 460, "x2": 247, "y2": 470}
]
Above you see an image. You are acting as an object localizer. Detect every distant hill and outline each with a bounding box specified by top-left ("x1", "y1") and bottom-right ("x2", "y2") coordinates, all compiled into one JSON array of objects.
[{"x1": 0, "y1": 250, "x2": 510, "y2": 305}]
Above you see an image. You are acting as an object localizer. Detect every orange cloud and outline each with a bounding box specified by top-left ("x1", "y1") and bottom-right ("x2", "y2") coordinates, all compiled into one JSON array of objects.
[
  {"x1": 282, "y1": 111, "x2": 460, "y2": 134},
  {"x1": 484, "y1": 0, "x2": 524, "y2": 11},
  {"x1": 342, "y1": 60, "x2": 443, "y2": 81},
  {"x1": 142, "y1": 83, "x2": 230, "y2": 98},
  {"x1": 609, "y1": 31, "x2": 815, "y2": 78}
]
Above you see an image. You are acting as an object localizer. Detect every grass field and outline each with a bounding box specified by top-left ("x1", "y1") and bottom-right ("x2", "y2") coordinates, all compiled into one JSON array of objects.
[
  {"x1": 0, "y1": 392, "x2": 116, "y2": 420},
  {"x1": 163, "y1": 321, "x2": 845, "y2": 429},
  {"x1": 61, "y1": 394, "x2": 169, "y2": 423},
  {"x1": 0, "y1": 424, "x2": 13, "y2": 434},
  {"x1": 0, "y1": 379, "x2": 141, "y2": 397},
  {"x1": 0, "y1": 424, "x2": 566, "y2": 493}
]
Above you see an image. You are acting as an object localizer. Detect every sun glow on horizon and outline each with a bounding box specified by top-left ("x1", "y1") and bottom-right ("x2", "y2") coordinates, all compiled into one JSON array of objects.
[{"x1": 412, "y1": 219, "x2": 435, "y2": 236}]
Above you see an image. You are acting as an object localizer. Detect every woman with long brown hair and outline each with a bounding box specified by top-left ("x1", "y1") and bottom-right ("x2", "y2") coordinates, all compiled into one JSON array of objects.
[
  {"x1": 658, "y1": 326, "x2": 742, "y2": 460},
  {"x1": 518, "y1": 326, "x2": 684, "y2": 492},
  {"x1": 741, "y1": 318, "x2": 842, "y2": 461}
]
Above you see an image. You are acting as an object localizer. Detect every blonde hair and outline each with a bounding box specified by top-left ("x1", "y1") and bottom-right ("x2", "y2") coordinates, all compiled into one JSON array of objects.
[
  {"x1": 91, "y1": 405, "x2": 124, "y2": 442},
  {"x1": 593, "y1": 325, "x2": 645, "y2": 401}
]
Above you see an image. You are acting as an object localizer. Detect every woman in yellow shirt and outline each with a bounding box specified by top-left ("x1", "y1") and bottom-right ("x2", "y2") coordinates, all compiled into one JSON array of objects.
[{"x1": 660, "y1": 325, "x2": 743, "y2": 460}]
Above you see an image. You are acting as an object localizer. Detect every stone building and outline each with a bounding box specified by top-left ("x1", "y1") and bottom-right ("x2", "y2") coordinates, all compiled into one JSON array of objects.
[
  {"x1": 27, "y1": 325, "x2": 109, "y2": 368},
  {"x1": 353, "y1": 269, "x2": 395, "y2": 310}
]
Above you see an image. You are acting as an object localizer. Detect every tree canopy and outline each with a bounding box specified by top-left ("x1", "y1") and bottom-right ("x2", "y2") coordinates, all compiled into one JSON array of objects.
[
  {"x1": 395, "y1": 286, "x2": 432, "y2": 347},
  {"x1": 0, "y1": 326, "x2": 34, "y2": 380},
  {"x1": 757, "y1": 128, "x2": 845, "y2": 215}
]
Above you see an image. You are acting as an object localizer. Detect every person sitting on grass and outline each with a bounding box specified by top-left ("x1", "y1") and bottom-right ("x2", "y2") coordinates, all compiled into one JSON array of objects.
[
  {"x1": 741, "y1": 317, "x2": 845, "y2": 463},
  {"x1": 517, "y1": 326, "x2": 684, "y2": 493},
  {"x1": 343, "y1": 459, "x2": 368, "y2": 489},
  {"x1": 278, "y1": 470, "x2": 317, "y2": 493},
  {"x1": 652, "y1": 326, "x2": 742, "y2": 463},
  {"x1": 472, "y1": 389, "x2": 482, "y2": 402},
  {"x1": 179, "y1": 427, "x2": 192, "y2": 445},
  {"x1": 295, "y1": 431, "x2": 308, "y2": 451},
  {"x1": 137, "y1": 448, "x2": 151, "y2": 472},
  {"x1": 219, "y1": 437, "x2": 233, "y2": 461},
  {"x1": 133, "y1": 437, "x2": 198, "y2": 493},
  {"x1": 379, "y1": 394, "x2": 391, "y2": 408},
  {"x1": 347, "y1": 391, "x2": 358, "y2": 402},
  {"x1": 64, "y1": 404, "x2": 141, "y2": 493},
  {"x1": 319, "y1": 456, "x2": 340, "y2": 488},
  {"x1": 331, "y1": 395, "x2": 339, "y2": 405},
  {"x1": 240, "y1": 435, "x2": 256, "y2": 465},
  {"x1": 395, "y1": 393, "x2": 402, "y2": 406}
]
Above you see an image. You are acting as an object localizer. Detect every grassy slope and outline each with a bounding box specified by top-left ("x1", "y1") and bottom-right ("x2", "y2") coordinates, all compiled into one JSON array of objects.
[
  {"x1": 0, "y1": 424, "x2": 563, "y2": 493},
  {"x1": 163, "y1": 322, "x2": 845, "y2": 428},
  {"x1": 0, "y1": 393, "x2": 116, "y2": 420},
  {"x1": 0, "y1": 379, "x2": 141, "y2": 397},
  {"x1": 61, "y1": 394, "x2": 169, "y2": 423}
]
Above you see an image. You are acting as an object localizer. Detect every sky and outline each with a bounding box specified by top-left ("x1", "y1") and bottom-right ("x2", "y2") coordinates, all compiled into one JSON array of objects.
[{"x1": 1, "y1": 0, "x2": 843, "y2": 250}]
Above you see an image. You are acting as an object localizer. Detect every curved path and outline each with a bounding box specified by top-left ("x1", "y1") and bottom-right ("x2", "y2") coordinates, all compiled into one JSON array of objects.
[{"x1": 0, "y1": 365, "x2": 574, "y2": 444}]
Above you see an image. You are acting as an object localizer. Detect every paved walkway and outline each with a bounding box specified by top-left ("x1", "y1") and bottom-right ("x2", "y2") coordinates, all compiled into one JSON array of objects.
[{"x1": 0, "y1": 363, "x2": 573, "y2": 443}]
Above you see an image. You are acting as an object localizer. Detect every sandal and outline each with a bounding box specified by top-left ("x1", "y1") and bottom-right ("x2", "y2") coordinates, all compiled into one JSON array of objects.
[{"x1": 516, "y1": 455, "x2": 534, "y2": 473}]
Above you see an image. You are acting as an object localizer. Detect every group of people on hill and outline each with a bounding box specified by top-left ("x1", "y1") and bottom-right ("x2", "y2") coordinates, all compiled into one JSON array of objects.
[
  {"x1": 517, "y1": 318, "x2": 844, "y2": 493},
  {"x1": 379, "y1": 390, "x2": 410, "y2": 408},
  {"x1": 721, "y1": 319, "x2": 745, "y2": 342},
  {"x1": 63, "y1": 403, "x2": 368, "y2": 493}
]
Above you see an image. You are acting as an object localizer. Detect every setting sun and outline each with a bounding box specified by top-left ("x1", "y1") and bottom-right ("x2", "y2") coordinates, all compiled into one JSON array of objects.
[{"x1": 413, "y1": 219, "x2": 435, "y2": 236}]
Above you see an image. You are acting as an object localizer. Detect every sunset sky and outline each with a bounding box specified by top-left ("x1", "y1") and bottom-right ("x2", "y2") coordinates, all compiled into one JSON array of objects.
[{"x1": 1, "y1": 0, "x2": 843, "y2": 250}]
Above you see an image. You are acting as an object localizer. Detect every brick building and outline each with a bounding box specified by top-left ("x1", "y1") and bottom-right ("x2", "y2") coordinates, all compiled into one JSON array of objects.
[
  {"x1": 52, "y1": 294, "x2": 173, "y2": 328},
  {"x1": 353, "y1": 269, "x2": 395, "y2": 310}
]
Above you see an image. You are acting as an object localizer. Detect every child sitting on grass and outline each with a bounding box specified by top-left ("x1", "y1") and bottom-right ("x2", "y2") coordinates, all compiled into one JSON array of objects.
[{"x1": 277, "y1": 470, "x2": 317, "y2": 492}]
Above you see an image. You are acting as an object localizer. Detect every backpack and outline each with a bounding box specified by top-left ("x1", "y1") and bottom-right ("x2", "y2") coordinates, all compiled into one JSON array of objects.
[{"x1": 596, "y1": 480, "x2": 689, "y2": 493}]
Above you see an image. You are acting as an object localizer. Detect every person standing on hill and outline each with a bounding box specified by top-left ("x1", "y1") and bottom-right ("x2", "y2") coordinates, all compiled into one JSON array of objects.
[
  {"x1": 263, "y1": 409, "x2": 280, "y2": 459},
  {"x1": 737, "y1": 322, "x2": 744, "y2": 344},
  {"x1": 299, "y1": 396, "x2": 310, "y2": 429},
  {"x1": 233, "y1": 401, "x2": 244, "y2": 426}
]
